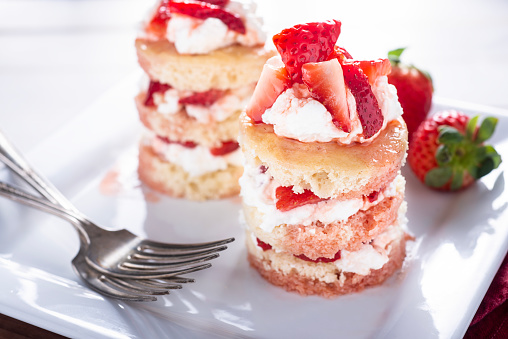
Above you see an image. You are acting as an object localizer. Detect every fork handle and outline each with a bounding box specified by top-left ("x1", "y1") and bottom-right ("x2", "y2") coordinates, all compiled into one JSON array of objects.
[
  {"x1": 0, "y1": 181, "x2": 83, "y2": 226},
  {"x1": 0, "y1": 131, "x2": 77, "y2": 211},
  {"x1": 0, "y1": 131, "x2": 99, "y2": 243}
]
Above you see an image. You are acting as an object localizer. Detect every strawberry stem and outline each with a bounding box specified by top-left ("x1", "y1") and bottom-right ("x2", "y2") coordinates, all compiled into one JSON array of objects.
[
  {"x1": 388, "y1": 47, "x2": 406, "y2": 65},
  {"x1": 427, "y1": 115, "x2": 502, "y2": 190}
]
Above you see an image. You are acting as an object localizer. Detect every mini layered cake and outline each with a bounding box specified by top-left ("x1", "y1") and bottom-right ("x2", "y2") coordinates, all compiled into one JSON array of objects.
[
  {"x1": 239, "y1": 20, "x2": 411, "y2": 297},
  {"x1": 135, "y1": 0, "x2": 274, "y2": 200}
]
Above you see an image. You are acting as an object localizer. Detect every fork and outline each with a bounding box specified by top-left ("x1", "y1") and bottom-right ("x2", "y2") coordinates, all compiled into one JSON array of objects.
[
  {"x1": 0, "y1": 131, "x2": 234, "y2": 300},
  {"x1": 0, "y1": 181, "x2": 196, "y2": 301}
]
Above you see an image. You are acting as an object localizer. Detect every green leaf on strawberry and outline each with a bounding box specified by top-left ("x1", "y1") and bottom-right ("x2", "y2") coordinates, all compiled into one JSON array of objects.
[
  {"x1": 466, "y1": 115, "x2": 478, "y2": 140},
  {"x1": 408, "y1": 110, "x2": 502, "y2": 191},
  {"x1": 437, "y1": 126, "x2": 464, "y2": 144},
  {"x1": 387, "y1": 47, "x2": 406, "y2": 63},
  {"x1": 425, "y1": 166, "x2": 452, "y2": 188},
  {"x1": 477, "y1": 117, "x2": 498, "y2": 143}
]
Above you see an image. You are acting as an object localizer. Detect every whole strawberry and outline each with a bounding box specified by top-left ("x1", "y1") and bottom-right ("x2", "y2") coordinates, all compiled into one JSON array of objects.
[
  {"x1": 408, "y1": 110, "x2": 502, "y2": 191},
  {"x1": 388, "y1": 48, "x2": 433, "y2": 143}
]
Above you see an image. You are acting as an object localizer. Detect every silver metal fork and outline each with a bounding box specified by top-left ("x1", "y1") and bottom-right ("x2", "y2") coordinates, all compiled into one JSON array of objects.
[
  {"x1": 0, "y1": 181, "x2": 195, "y2": 301},
  {"x1": 0, "y1": 131, "x2": 234, "y2": 301}
]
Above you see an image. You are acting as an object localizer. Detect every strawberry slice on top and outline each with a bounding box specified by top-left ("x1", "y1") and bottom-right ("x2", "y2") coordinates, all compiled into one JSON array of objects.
[
  {"x1": 341, "y1": 62, "x2": 384, "y2": 139},
  {"x1": 148, "y1": 0, "x2": 233, "y2": 37},
  {"x1": 246, "y1": 57, "x2": 291, "y2": 123},
  {"x1": 169, "y1": 1, "x2": 246, "y2": 34},
  {"x1": 202, "y1": 0, "x2": 229, "y2": 7},
  {"x1": 147, "y1": 0, "x2": 172, "y2": 39},
  {"x1": 272, "y1": 20, "x2": 341, "y2": 83},
  {"x1": 256, "y1": 20, "x2": 385, "y2": 139},
  {"x1": 329, "y1": 47, "x2": 385, "y2": 139},
  {"x1": 356, "y1": 58, "x2": 391, "y2": 85},
  {"x1": 302, "y1": 59, "x2": 351, "y2": 132}
]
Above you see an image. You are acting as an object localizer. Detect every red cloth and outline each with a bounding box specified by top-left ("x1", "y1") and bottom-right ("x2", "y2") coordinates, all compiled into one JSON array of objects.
[{"x1": 464, "y1": 252, "x2": 508, "y2": 339}]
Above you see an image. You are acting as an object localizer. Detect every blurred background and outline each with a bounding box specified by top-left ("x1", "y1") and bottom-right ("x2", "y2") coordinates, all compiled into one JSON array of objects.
[{"x1": 0, "y1": 0, "x2": 507, "y2": 153}]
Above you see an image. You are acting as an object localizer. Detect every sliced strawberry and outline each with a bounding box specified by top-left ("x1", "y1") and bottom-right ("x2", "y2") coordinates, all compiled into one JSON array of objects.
[
  {"x1": 366, "y1": 190, "x2": 380, "y2": 203},
  {"x1": 169, "y1": 1, "x2": 246, "y2": 34},
  {"x1": 209, "y1": 141, "x2": 239, "y2": 156},
  {"x1": 275, "y1": 186, "x2": 326, "y2": 212},
  {"x1": 295, "y1": 251, "x2": 341, "y2": 263},
  {"x1": 256, "y1": 237, "x2": 341, "y2": 262},
  {"x1": 256, "y1": 238, "x2": 272, "y2": 251},
  {"x1": 202, "y1": 0, "x2": 229, "y2": 7},
  {"x1": 302, "y1": 58, "x2": 351, "y2": 132},
  {"x1": 356, "y1": 59, "x2": 391, "y2": 85},
  {"x1": 145, "y1": 80, "x2": 172, "y2": 107},
  {"x1": 328, "y1": 45, "x2": 353, "y2": 62},
  {"x1": 147, "y1": 0, "x2": 172, "y2": 39},
  {"x1": 179, "y1": 89, "x2": 225, "y2": 106},
  {"x1": 246, "y1": 57, "x2": 291, "y2": 123},
  {"x1": 272, "y1": 20, "x2": 341, "y2": 83},
  {"x1": 341, "y1": 62, "x2": 384, "y2": 139},
  {"x1": 157, "y1": 136, "x2": 197, "y2": 148}
]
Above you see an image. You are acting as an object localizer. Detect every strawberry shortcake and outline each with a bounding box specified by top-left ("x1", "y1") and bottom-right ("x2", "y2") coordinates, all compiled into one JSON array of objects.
[
  {"x1": 239, "y1": 20, "x2": 411, "y2": 297},
  {"x1": 135, "y1": 0, "x2": 274, "y2": 200}
]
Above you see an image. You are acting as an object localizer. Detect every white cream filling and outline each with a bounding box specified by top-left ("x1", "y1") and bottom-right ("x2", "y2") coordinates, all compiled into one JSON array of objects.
[
  {"x1": 334, "y1": 203, "x2": 407, "y2": 275},
  {"x1": 144, "y1": 132, "x2": 242, "y2": 177},
  {"x1": 248, "y1": 201, "x2": 407, "y2": 280},
  {"x1": 166, "y1": 0, "x2": 266, "y2": 54},
  {"x1": 239, "y1": 162, "x2": 402, "y2": 232},
  {"x1": 153, "y1": 84, "x2": 254, "y2": 123},
  {"x1": 154, "y1": 88, "x2": 180, "y2": 115},
  {"x1": 261, "y1": 74, "x2": 403, "y2": 144}
]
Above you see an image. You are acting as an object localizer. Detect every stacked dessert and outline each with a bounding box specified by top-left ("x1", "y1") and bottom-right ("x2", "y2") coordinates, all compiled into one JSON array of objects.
[
  {"x1": 239, "y1": 20, "x2": 411, "y2": 297},
  {"x1": 135, "y1": 0, "x2": 274, "y2": 200}
]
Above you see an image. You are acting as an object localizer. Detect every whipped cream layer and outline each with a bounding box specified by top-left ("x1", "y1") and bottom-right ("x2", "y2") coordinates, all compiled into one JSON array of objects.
[
  {"x1": 248, "y1": 202, "x2": 408, "y2": 282},
  {"x1": 144, "y1": 131, "x2": 242, "y2": 176},
  {"x1": 239, "y1": 162, "x2": 404, "y2": 232},
  {"x1": 262, "y1": 71, "x2": 403, "y2": 144},
  {"x1": 153, "y1": 84, "x2": 255, "y2": 123},
  {"x1": 165, "y1": 0, "x2": 266, "y2": 54}
]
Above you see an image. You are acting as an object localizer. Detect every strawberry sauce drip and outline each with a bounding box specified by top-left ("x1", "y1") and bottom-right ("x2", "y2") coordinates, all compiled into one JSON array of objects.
[
  {"x1": 256, "y1": 238, "x2": 341, "y2": 262},
  {"x1": 145, "y1": 80, "x2": 172, "y2": 107}
]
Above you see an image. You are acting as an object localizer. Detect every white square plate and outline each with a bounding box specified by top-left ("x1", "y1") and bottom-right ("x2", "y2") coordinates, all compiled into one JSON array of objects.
[{"x1": 0, "y1": 76, "x2": 507, "y2": 339}]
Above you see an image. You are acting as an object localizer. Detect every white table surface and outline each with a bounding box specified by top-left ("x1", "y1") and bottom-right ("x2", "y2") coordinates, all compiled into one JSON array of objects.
[{"x1": 0, "y1": 0, "x2": 507, "y2": 336}]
